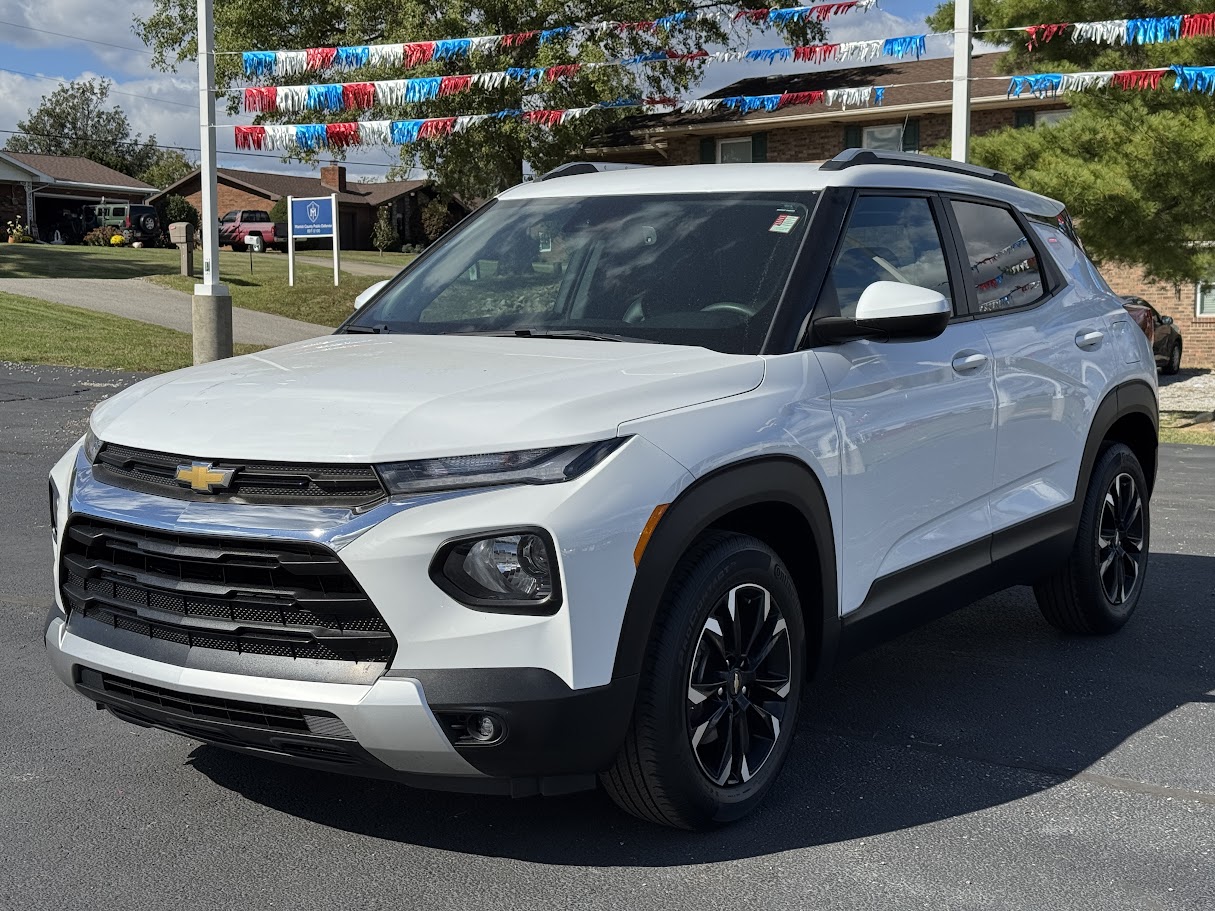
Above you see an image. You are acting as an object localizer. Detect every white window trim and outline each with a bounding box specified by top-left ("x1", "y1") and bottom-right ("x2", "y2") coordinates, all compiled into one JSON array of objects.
[
  {"x1": 716, "y1": 136, "x2": 753, "y2": 164},
  {"x1": 1197, "y1": 282, "x2": 1215, "y2": 318}
]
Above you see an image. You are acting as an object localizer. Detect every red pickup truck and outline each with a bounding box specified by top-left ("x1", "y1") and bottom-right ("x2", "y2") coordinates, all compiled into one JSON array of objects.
[{"x1": 218, "y1": 209, "x2": 287, "y2": 253}]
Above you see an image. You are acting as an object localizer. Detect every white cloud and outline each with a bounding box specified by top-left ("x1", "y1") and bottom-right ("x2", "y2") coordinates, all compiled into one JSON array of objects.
[{"x1": 0, "y1": 0, "x2": 158, "y2": 76}]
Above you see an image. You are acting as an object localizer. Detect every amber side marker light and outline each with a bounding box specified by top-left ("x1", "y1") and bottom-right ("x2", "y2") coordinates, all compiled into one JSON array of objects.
[{"x1": 634, "y1": 504, "x2": 670, "y2": 567}]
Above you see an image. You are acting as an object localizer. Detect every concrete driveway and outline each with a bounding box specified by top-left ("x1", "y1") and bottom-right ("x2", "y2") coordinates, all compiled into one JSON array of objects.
[
  {"x1": 1, "y1": 362, "x2": 1210, "y2": 911},
  {"x1": 0, "y1": 277, "x2": 329, "y2": 347}
]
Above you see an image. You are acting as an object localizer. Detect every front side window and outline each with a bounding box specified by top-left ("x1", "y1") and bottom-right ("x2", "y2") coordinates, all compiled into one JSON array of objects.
[
  {"x1": 348, "y1": 192, "x2": 817, "y2": 354},
  {"x1": 823, "y1": 195, "x2": 952, "y2": 319},
  {"x1": 221, "y1": 211, "x2": 238, "y2": 223},
  {"x1": 952, "y1": 201, "x2": 1047, "y2": 313},
  {"x1": 717, "y1": 137, "x2": 753, "y2": 164}
]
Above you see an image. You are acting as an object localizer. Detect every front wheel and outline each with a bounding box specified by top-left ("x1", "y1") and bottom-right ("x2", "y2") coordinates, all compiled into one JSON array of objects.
[
  {"x1": 1034, "y1": 443, "x2": 1150, "y2": 634},
  {"x1": 601, "y1": 532, "x2": 805, "y2": 829}
]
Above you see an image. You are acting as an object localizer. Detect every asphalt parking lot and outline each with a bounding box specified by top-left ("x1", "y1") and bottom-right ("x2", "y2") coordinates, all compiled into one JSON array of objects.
[{"x1": 1, "y1": 362, "x2": 1211, "y2": 911}]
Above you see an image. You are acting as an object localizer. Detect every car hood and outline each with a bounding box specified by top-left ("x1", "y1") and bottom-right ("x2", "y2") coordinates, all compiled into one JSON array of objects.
[{"x1": 90, "y1": 334, "x2": 765, "y2": 462}]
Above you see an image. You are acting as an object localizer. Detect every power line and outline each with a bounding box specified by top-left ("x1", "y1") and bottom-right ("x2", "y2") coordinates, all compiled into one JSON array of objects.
[
  {"x1": 0, "y1": 18, "x2": 155, "y2": 56},
  {"x1": 0, "y1": 67, "x2": 197, "y2": 109},
  {"x1": 0, "y1": 126, "x2": 418, "y2": 173}
]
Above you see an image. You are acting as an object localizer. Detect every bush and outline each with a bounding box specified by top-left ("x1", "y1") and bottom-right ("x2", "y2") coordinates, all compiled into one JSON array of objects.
[
  {"x1": 109, "y1": 233, "x2": 127, "y2": 246},
  {"x1": 269, "y1": 196, "x2": 288, "y2": 224},
  {"x1": 83, "y1": 226, "x2": 122, "y2": 246},
  {"x1": 372, "y1": 206, "x2": 399, "y2": 256},
  {"x1": 155, "y1": 194, "x2": 199, "y2": 243}
]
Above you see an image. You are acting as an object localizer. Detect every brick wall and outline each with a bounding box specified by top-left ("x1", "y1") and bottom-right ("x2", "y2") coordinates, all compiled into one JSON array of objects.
[
  {"x1": 1101, "y1": 262, "x2": 1215, "y2": 369},
  {"x1": 0, "y1": 183, "x2": 26, "y2": 233},
  {"x1": 182, "y1": 182, "x2": 274, "y2": 219}
]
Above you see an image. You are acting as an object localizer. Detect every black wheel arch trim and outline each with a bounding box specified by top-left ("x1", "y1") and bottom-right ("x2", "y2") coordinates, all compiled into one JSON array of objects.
[{"x1": 611, "y1": 456, "x2": 839, "y2": 685}]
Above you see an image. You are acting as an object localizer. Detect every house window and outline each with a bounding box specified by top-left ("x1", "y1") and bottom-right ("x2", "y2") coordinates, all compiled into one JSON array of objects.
[
  {"x1": 718, "y1": 137, "x2": 753, "y2": 163},
  {"x1": 1036, "y1": 110, "x2": 1072, "y2": 127},
  {"x1": 1198, "y1": 283, "x2": 1215, "y2": 317},
  {"x1": 862, "y1": 124, "x2": 904, "y2": 151}
]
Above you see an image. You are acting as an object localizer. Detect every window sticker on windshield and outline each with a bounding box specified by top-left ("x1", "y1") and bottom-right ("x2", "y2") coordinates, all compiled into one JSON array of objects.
[{"x1": 770, "y1": 214, "x2": 800, "y2": 234}]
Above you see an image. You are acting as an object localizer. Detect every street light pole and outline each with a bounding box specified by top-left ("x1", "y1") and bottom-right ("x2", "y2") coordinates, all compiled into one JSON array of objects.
[
  {"x1": 951, "y1": 0, "x2": 973, "y2": 163},
  {"x1": 193, "y1": 0, "x2": 232, "y2": 364}
]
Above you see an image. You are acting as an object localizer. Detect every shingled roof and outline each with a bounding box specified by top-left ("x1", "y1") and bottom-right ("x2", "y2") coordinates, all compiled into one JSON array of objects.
[
  {"x1": 2, "y1": 152, "x2": 154, "y2": 190},
  {"x1": 150, "y1": 166, "x2": 428, "y2": 206},
  {"x1": 592, "y1": 52, "x2": 1018, "y2": 146}
]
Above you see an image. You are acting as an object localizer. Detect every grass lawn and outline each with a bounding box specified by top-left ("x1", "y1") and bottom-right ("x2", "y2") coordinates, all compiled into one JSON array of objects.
[
  {"x1": 0, "y1": 291, "x2": 261, "y2": 373},
  {"x1": 0, "y1": 243, "x2": 181, "y2": 279},
  {"x1": 2, "y1": 244, "x2": 384, "y2": 327},
  {"x1": 333, "y1": 250, "x2": 418, "y2": 267},
  {"x1": 1160, "y1": 411, "x2": 1215, "y2": 446}
]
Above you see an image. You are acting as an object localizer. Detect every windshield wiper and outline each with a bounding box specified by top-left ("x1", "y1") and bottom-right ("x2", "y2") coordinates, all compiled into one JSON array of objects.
[
  {"x1": 344, "y1": 324, "x2": 390, "y2": 334},
  {"x1": 447, "y1": 328, "x2": 652, "y2": 343}
]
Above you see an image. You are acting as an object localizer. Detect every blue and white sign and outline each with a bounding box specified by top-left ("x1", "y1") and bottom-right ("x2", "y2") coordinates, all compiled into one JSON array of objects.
[{"x1": 290, "y1": 196, "x2": 334, "y2": 237}]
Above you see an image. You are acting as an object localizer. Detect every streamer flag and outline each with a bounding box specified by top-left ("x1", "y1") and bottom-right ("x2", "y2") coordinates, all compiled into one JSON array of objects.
[
  {"x1": 1025, "y1": 12, "x2": 1215, "y2": 49},
  {"x1": 238, "y1": 1, "x2": 880, "y2": 77}
]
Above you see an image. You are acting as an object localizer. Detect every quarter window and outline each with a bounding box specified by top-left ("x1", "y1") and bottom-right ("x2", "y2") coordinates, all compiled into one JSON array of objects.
[
  {"x1": 824, "y1": 196, "x2": 953, "y2": 319},
  {"x1": 951, "y1": 201, "x2": 1046, "y2": 313}
]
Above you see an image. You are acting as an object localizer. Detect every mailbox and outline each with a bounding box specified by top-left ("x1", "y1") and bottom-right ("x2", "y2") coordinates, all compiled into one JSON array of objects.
[{"x1": 169, "y1": 222, "x2": 195, "y2": 245}]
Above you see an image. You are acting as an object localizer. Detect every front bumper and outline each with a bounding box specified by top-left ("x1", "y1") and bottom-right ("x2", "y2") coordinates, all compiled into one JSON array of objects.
[{"x1": 47, "y1": 436, "x2": 685, "y2": 791}]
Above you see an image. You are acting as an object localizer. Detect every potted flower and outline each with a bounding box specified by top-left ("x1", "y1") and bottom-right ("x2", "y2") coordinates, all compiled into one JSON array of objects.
[{"x1": 6, "y1": 215, "x2": 33, "y2": 243}]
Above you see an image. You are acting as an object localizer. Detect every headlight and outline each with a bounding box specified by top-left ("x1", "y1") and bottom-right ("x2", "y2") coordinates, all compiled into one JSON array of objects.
[
  {"x1": 376, "y1": 438, "x2": 624, "y2": 496},
  {"x1": 82, "y1": 429, "x2": 103, "y2": 463},
  {"x1": 431, "y1": 530, "x2": 561, "y2": 613}
]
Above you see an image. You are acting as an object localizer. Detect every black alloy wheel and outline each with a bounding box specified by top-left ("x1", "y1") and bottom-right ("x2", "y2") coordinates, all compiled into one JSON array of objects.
[{"x1": 687, "y1": 583, "x2": 792, "y2": 787}]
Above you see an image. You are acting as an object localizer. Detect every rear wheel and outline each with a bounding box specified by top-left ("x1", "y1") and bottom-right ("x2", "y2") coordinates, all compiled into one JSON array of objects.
[
  {"x1": 1034, "y1": 443, "x2": 1149, "y2": 634},
  {"x1": 601, "y1": 532, "x2": 805, "y2": 829},
  {"x1": 1164, "y1": 342, "x2": 1182, "y2": 375}
]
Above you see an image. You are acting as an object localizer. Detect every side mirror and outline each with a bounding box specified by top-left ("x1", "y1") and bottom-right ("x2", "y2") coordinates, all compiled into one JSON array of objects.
[
  {"x1": 814, "y1": 282, "x2": 951, "y2": 345},
  {"x1": 354, "y1": 279, "x2": 389, "y2": 310},
  {"x1": 1161, "y1": 315, "x2": 1174, "y2": 326}
]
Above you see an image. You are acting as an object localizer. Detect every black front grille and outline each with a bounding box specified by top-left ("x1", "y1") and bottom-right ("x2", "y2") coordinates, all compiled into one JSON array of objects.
[
  {"x1": 93, "y1": 443, "x2": 386, "y2": 508},
  {"x1": 60, "y1": 518, "x2": 394, "y2": 663}
]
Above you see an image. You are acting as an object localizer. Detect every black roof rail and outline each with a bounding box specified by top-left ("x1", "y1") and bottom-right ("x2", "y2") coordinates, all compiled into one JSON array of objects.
[
  {"x1": 820, "y1": 149, "x2": 1018, "y2": 188},
  {"x1": 538, "y1": 161, "x2": 652, "y2": 181}
]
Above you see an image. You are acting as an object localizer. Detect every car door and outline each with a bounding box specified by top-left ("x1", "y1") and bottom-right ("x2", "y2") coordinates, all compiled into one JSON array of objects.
[
  {"x1": 946, "y1": 198, "x2": 1117, "y2": 540},
  {"x1": 813, "y1": 193, "x2": 998, "y2": 615}
]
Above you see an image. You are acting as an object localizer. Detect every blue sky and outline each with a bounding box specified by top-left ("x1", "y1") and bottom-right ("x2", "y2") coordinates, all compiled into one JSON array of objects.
[{"x1": 0, "y1": 1, "x2": 941, "y2": 180}]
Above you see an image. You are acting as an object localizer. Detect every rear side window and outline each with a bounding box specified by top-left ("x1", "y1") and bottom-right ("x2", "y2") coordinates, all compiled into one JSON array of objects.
[{"x1": 950, "y1": 201, "x2": 1046, "y2": 313}]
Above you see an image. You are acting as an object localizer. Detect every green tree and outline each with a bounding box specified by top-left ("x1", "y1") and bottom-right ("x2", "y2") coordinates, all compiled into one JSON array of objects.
[
  {"x1": 421, "y1": 197, "x2": 457, "y2": 244},
  {"x1": 4, "y1": 79, "x2": 162, "y2": 179},
  {"x1": 269, "y1": 196, "x2": 288, "y2": 223},
  {"x1": 926, "y1": 1, "x2": 1215, "y2": 282},
  {"x1": 372, "y1": 205, "x2": 400, "y2": 255},
  {"x1": 139, "y1": 149, "x2": 198, "y2": 189},
  {"x1": 134, "y1": 1, "x2": 827, "y2": 200}
]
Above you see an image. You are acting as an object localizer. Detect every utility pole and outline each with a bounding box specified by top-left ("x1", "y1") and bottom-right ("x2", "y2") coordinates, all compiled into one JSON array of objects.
[
  {"x1": 193, "y1": 0, "x2": 233, "y2": 364},
  {"x1": 951, "y1": 0, "x2": 973, "y2": 163}
]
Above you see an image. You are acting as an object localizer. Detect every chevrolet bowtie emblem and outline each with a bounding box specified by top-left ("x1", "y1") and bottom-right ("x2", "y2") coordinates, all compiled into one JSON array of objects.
[{"x1": 175, "y1": 462, "x2": 235, "y2": 494}]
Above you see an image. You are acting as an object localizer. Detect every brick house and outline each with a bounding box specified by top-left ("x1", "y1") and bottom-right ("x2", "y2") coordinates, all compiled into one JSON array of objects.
[
  {"x1": 585, "y1": 52, "x2": 1214, "y2": 367},
  {"x1": 151, "y1": 164, "x2": 466, "y2": 251},
  {"x1": 0, "y1": 151, "x2": 154, "y2": 240}
]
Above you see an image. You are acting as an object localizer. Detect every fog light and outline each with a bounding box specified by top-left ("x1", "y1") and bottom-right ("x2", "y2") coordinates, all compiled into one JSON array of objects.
[{"x1": 466, "y1": 713, "x2": 503, "y2": 743}]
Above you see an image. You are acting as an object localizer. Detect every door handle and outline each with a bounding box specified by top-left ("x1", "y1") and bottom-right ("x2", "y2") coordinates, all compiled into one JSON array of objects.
[
  {"x1": 1076, "y1": 329, "x2": 1105, "y2": 350},
  {"x1": 951, "y1": 352, "x2": 989, "y2": 374}
]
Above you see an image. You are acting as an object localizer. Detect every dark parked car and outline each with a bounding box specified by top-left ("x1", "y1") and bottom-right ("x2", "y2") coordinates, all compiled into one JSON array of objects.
[
  {"x1": 1122, "y1": 296, "x2": 1183, "y2": 374},
  {"x1": 83, "y1": 203, "x2": 161, "y2": 246}
]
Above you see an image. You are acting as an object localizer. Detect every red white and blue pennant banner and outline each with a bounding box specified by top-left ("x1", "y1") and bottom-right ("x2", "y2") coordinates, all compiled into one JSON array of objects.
[
  {"x1": 1007, "y1": 65, "x2": 1215, "y2": 98},
  {"x1": 232, "y1": 86, "x2": 886, "y2": 151},
  {"x1": 1025, "y1": 13, "x2": 1215, "y2": 49},
  {"x1": 239, "y1": 1, "x2": 880, "y2": 77}
]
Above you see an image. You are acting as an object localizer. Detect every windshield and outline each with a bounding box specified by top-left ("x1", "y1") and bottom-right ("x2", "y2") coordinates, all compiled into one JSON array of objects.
[{"x1": 345, "y1": 191, "x2": 818, "y2": 354}]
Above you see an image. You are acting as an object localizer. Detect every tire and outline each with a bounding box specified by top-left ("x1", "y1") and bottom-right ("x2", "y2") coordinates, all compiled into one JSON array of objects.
[
  {"x1": 247, "y1": 235, "x2": 265, "y2": 254},
  {"x1": 1163, "y1": 342, "x2": 1182, "y2": 375},
  {"x1": 230, "y1": 242, "x2": 246, "y2": 253},
  {"x1": 140, "y1": 214, "x2": 157, "y2": 234},
  {"x1": 601, "y1": 532, "x2": 805, "y2": 829},
  {"x1": 1034, "y1": 443, "x2": 1150, "y2": 635}
]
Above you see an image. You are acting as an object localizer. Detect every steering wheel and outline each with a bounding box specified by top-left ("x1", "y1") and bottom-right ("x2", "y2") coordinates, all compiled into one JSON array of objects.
[{"x1": 700, "y1": 301, "x2": 756, "y2": 317}]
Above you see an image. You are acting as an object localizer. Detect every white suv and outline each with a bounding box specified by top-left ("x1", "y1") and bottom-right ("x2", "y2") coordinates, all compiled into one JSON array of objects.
[{"x1": 46, "y1": 151, "x2": 1158, "y2": 829}]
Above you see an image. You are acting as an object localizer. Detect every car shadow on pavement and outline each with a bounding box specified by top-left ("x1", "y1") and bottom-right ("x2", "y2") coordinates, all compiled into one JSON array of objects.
[{"x1": 189, "y1": 551, "x2": 1215, "y2": 866}]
